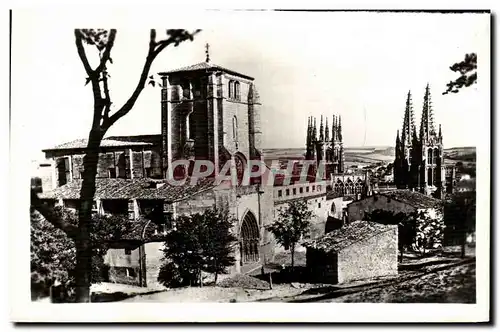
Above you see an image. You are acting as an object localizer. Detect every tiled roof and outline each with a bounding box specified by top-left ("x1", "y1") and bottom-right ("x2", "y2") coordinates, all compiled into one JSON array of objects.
[
  {"x1": 158, "y1": 61, "x2": 254, "y2": 80},
  {"x1": 379, "y1": 190, "x2": 442, "y2": 209},
  {"x1": 303, "y1": 220, "x2": 395, "y2": 253},
  {"x1": 38, "y1": 178, "x2": 216, "y2": 202},
  {"x1": 44, "y1": 135, "x2": 157, "y2": 151}
]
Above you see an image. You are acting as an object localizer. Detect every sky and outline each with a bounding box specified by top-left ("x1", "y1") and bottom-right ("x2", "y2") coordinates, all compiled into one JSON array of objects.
[{"x1": 12, "y1": 10, "x2": 490, "y2": 161}]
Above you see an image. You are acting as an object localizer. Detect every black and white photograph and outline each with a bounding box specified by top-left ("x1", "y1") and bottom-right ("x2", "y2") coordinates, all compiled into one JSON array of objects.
[{"x1": 9, "y1": 7, "x2": 491, "y2": 323}]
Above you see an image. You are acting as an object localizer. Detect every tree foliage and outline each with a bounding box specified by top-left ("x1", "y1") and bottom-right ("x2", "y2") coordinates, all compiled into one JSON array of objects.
[
  {"x1": 158, "y1": 207, "x2": 237, "y2": 288},
  {"x1": 443, "y1": 53, "x2": 477, "y2": 95},
  {"x1": 267, "y1": 200, "x2": 313, "y2": 268},
  {"x1": 365, "y1": 208, "x2": 445, "y2": 257},
  {"x1": 30, "y1": 205, "x2": 134, "y2": 301},
  {"x1": 443, "y1": 191, "x2": 476, "y2": 257}
]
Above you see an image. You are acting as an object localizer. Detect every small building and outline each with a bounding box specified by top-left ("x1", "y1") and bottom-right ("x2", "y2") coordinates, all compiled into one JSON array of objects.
[
  {"x1": 346, "y1": 189, "x2": 443, "y2": 223},
  {"x1": 304, "y1": 220, "x2": 398, "y2": 284},
  {"x1": 346, "y1": 189, "x2": 445, "y2": 251}
]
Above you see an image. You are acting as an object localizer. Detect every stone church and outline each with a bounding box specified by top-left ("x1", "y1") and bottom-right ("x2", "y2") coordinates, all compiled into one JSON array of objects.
[
  {"x1": 37, "y1": 50, "x2": 334, "y2": 288},
  {"x1": 393, "y1": 85, "x2": 455, "y2": 198}
]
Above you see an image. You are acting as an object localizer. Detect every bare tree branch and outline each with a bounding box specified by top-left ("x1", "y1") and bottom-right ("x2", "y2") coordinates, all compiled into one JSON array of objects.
[
  {"x1": 74, "y1": 30, "x2": 94, "y2": 77},
  {"x1": 94, "y1": 30, "x2": 117, "y2": 74},
  {"x1": 102, "y1": 29, "x2": 201, "y2": 130},
  {"x1": 102, "y1": 29, "x2": 158, "y2": 130},
  {"x1": 31, "y1": 190, "x2": 78, "y2": 238},
  {"x1": 101, "y1": 70, "x2": 112, "y2": 121}
]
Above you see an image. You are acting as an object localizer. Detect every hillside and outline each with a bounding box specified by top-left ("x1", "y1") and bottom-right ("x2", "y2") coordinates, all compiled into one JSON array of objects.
[{"x1": 262, "y1": 146, "x2": 475, "y2": 166}]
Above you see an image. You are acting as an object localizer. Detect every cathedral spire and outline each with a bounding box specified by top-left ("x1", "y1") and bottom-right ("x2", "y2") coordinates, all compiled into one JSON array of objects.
[
  {"x1": 332, "y1": 115, "x2": 336, "y2": 141},
  {"x1": 396, "y1": 130, "x2": 401, "y2": 155},
  {"x1": 312, "y1": 117, "x2": 317, "y2": 141},
  {"x1": 306, "y1": 117, "x2": 311, "y2": 147},
  {"x1": 338, "y1": 115, "x2": 342, "y2": 141},
  {"x1": 402, "y1": 90, "x2": 415, "y2": 147},
  {"x1": 325, "y1": 117, "x2": 330, "y2": 142},
  {"x1": 319, "y1": 115, "x2": 324, "y2": 141},
  {"x1": 420, "y1": 84, "x2": 436, "y2": 142}
]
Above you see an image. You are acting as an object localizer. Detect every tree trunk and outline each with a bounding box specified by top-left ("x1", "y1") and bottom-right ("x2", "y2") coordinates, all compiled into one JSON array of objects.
[
  {"x1": 290, "y1": 243, "x2": 295, "y2": 270},
  {"x1": 75, "y1": 133, "x2": 101, "y2": 303}
]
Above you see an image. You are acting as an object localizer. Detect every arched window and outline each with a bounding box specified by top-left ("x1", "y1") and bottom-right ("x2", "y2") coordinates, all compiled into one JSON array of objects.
[
  {"x1": 427, "y1": 168, "x2": 432, "y2": 185},
  {"x1": 232, "y1": 116, "x2": 238, "y2": 143},
  {"x1": 433, "y1": 167, "x2": 437, "y2": 186},
  {"x1": 234, "y1": 81, "x2": 240, "y2": 101},
  {"x1": 228, "y1": 80, "x2": 233, "y2": 99},
  {"x1": 240, "y1": 212, "x2": 259, "y2": 264},
  {"x1": 428, "y1": 148, "x2": 433, "y2": 164},
  {"x1": 434, "y1": 148, "x2": 440, "y2": 165}
]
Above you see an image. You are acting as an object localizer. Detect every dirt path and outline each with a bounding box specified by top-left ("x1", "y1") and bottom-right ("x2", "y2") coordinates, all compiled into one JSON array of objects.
[
  {"x1": 257, "y1": 258, "x2": 475, "y2": 303},
  {"x1": 115, "y1": 258, "x2": 474, "y2": 303}
]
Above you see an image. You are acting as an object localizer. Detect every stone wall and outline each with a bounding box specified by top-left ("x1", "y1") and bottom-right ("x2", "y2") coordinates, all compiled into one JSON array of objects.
[
  {"x1": 104, "y1": 245, "x2": 141, "y2": 286},
  {"x1": 337, "y1": 226, "x2": 398, "y2": 284},
  {"x1": 49, "y1": 147, "x2": 161, "y2": 186},
  {"x1": 174, "y1": 189, "x2": 217, "y2": 217}
]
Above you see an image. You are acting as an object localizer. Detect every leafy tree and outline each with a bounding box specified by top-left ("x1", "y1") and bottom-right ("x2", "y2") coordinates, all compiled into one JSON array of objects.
[
  {"x1": 364, "y1": 210, "x2": 417, "y2": 262},
  {"x1": 30, "y1": 28, "x2": 200, "y2": 302},
  {"x1": 158, "y1": 207, "x2": 237, "y2": 287},
  {"x1": 444, "y1": 191, "x2": 476, "y2": 258},
  {"x1": 443, "y1": 53, "x2": 477, "y2": 95},
  {"x1": 413, "y1": 210, "x2": 445, "y2": 255},
  {"x1": 267, "y1": 200, "x2": 313, "y2": 269},
  {"x1": 30, "y1": 205, "x2": 133, "y2": 301}
]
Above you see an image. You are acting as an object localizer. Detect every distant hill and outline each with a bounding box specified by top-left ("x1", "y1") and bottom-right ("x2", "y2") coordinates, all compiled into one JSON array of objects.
[
  {"x1": 263, "y1": 146, "x2": 475, "y2": 166},
  {"x1": 443, "y1": 147, "x2": 476, "y2": 162}
]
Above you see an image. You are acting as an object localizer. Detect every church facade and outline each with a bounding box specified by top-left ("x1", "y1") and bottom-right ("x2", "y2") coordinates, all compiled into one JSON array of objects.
[
  {"x1": 305, "y1": 114, "x2": 371, "y2": 201},
  {"x1": 393, "y1": 85, "x2": 454, "y2": 199}
]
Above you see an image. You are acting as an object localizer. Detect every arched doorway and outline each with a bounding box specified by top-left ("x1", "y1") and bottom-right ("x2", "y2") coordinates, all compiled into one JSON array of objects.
[{"x1": 240, "y1": 211, "x2": 260, "y2": 265}]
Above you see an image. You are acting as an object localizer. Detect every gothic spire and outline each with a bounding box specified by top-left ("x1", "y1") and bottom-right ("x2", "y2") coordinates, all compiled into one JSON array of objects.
[
  {"x1": 312, "y1": 117, "x2": 317, "y2": 141},
  {"x1": 332, "y1": 115, "x2": 336, "y2": 141},
  {"x1": 420, "y1": 84, "x2": 436, "y2": 142},
  {"x1": 338, "y1": 115, "x2": 342, "y2": 141},
  {"x1": 396, "y1": 130, "x2": 401, "y2": 154},
  {"x1": 319, "y1": 115, "x2": 324, "y2": 141},
  {"x1": 402, "y1": 90, "x2": 415, "y2": 147},
  {"x1": 325, "y1": 117, "x2": 330, "y2": 142},
  {"x1": 306, "y1": 117, "x2": 311, "y2": 147}
]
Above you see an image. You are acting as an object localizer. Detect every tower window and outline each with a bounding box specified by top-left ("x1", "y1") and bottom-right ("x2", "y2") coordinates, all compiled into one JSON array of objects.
[
  {"x1": 278, "y1": 190, "x2": 282, "y2": 197},
  {"x1": 232, "y1": 116, "x2": 238, "y2": 143},
  {"x1": 306, "y1": 186, "x2": 310, "y2": 193},
  {"x1": 299, "y1": 187, "x2": 303, "y2": 194},
  {"x1": 286, "y1": 189, "x2": 290, "y2": 196},
  {"x1": 234, "y1": 81, "x2": 240, "y2": 101},
  {"x1": 293, "y1": 188, "x2": 297, "y2": 195},
  {"x1": 228, "y1": 80, "x2": 234, "y2": 99}
]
